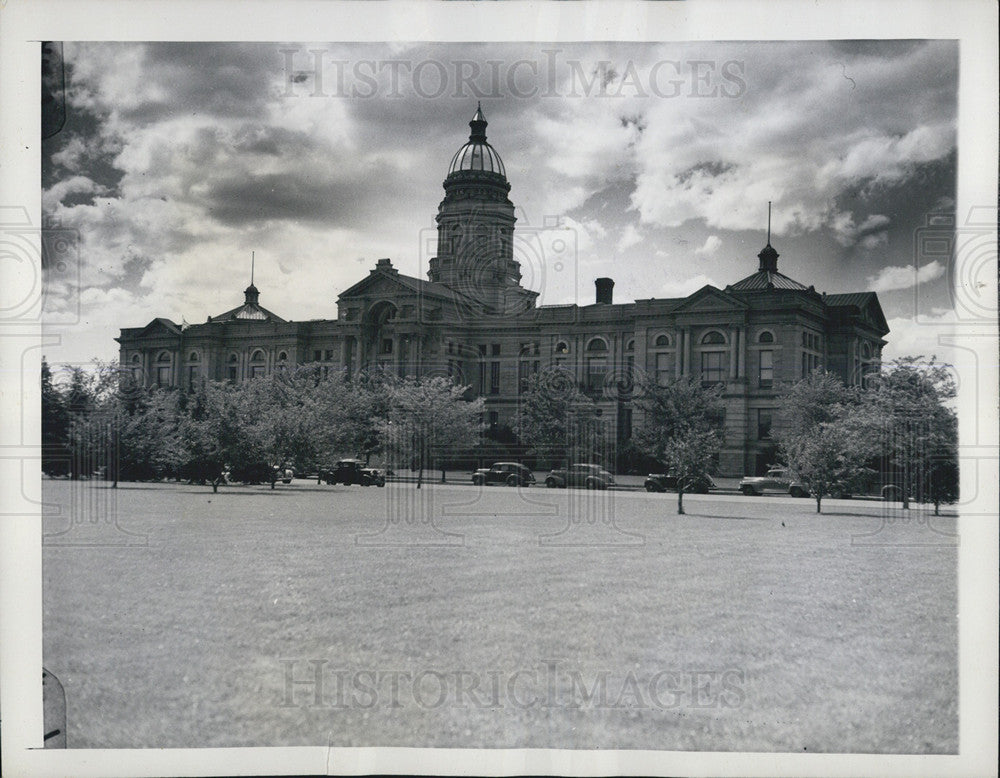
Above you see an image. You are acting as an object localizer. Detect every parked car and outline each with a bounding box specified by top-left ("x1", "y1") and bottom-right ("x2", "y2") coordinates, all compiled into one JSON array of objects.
[
  {"x1": 273, "y1": 466, "x2": 294, "y2": 485},
  {"x1": 320, "y1": 459, "x2": 386, "y2": 487},
  {"x1": 644, "y1": 472, "x2": 716, "y2": 494},
  {"x1": 545, "y1": 464, "x2": 615, "y2": 490},
  {"x1": 471, "y1": 462, "x2": 535, "y2": 487},
  {"x1": 739, "y1": 468, "x2": 809, "y2": 497}
]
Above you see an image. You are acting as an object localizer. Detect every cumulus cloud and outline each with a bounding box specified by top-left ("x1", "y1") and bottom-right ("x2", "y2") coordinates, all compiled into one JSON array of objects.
[
  {"x1": 882, "y1": 308, "x2": 957, "y2": 366},
  {"x1": 694, "y1": 235, "x2": 722, "y2": 256},
  {"x1": 660, "y1": 273, "x2": 720, "y2": 298},
  {"x1": 867, "y1": 260, "x2": 945, "y2": 293},
  {"x1": 617, "y1": 223, "x2": 642, "y2": 252},
  {"x1": 627, "y1": 41, "x2": 956, "y2": 238}
]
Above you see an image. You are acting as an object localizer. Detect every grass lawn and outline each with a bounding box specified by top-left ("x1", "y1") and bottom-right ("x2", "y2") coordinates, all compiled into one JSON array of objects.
[{"x1": 42, "y1": 479, "x2": 957, "y2": 752}]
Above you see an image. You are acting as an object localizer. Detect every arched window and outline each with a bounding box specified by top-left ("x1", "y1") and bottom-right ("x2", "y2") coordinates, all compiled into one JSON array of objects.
[
  {"x1": 699, "y1": 332, "x2": 726, "y2": 384},
  {"x1": 185, "y1": 351, "x2": 200, "y2": 391},
  {"x1": 586, "y1": 338, "x2": 608, "y2": 389},
  {"x1": 227, "y1": 353, "x2": 239, "y2": 383},
  {"x1": 862, "y1": 343, "x2": 871, "y2": 359},
  {"x1": 249, "y1": 349, "x2": 266, "y2": 379},
  {"x1": 625, "y1": 339, "x2": 635, "y2": 351},
  {"x1": 554, "y1": 341, "x2": 569, "y2": 355},
  {"x1": 130, "y1": 353, "x2": 143, "y2": 384},
  {"x1": 155, "y1": 351, "x2": 172, "y2": 387},
  {"x1": 654, "y1": 334, "x2": 671, "y2": 347},
  {"x1": 757, "y1": 331, "x2": 774, "y2": 344}
]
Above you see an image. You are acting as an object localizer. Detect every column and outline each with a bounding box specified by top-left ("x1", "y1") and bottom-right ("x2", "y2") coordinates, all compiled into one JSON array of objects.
[
  {"x1": 737, "y1": 327, "x2": 745, "y2": 379},
  {"x1": 682, "y1": 328, "x2": 691, "y2": 376},
  {"x1": 729, "y1": 327, "x2": 738, "y2": 380}
]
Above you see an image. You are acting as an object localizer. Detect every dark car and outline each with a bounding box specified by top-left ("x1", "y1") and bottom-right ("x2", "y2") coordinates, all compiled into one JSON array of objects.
[
  {"x1": 644, "y1": 472, "x2": 716, "y2": 494},
  {"x1": 545, "y1": 464, "x2": 615, "y2": 490},
  {"x1": 471, "y1": 462, "x2": 535, "y2": 487},
  {"x1": 320, "y1": 459, "x2": 386, "y2": 487}
]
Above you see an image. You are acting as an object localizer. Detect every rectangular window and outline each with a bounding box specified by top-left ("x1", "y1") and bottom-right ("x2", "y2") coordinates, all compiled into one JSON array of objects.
[
  {"x1": 757, "y1": 409, "x2": 773, "y2": 440},
  {"x1": 187, "y1": 365, "x2": 198, "y2": 391},
  {"x1": 518, "y1": 360, "x2": 530, "y2": 393},
  {"x1": 478, "y1": 344, "x2": 487, "y2": 357},
  {"x1": 379, "y1": 339, "x2": 393, "y2": 355},
  {"x1": 491, "y1": 343, "x2": 501, "y2": 357},
  {"x1": 488, "y1": 410, "x2": 499, "y2": 429},
  {"x1": 587, "y1": 356, "x2": 607, "y2": 390},
  {"x1": 701, "y1": 351, "x2": 724, "y2": 384},
  {"x1": 802, "y1": 351, "x2": 808, "y2": 377},
  {"x1": 478, "y1": 362, "x2": 487, "y2": 395},
  {"x1": 324, "y1": 349, "x2": 334, "y2": 361},
  {"x1": 313, "y1": 350, "x2": 322, "y2": 362},
  {"x1": 250, "y1": 364, "x2": 266, "y2": 379},
  {"x1": 227, "y1": 365, "x2": 238, "y2": 383},
  {"x1": 759, "y1": 350, "x2": 773, "y2": 388},
  {"x1": 156, "y1": 365, "x2": 171, "y2": 387},
  {"x1": 490, "y1": 361, "x2": 500, "y2": 394},
  {"x1": 655, "y1": 352, "x2": 672, "y2": 386}
]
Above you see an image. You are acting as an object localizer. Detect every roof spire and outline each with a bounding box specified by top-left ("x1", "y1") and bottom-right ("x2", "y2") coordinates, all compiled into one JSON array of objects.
[
  {"x1": 469, "y1": 102, "x2": 488, "y2": 142},
  {"x1": 757, "y1": 202, "x2": 779, "y2": 273},
  {"x1": 251, "y1": 250, "x2": 255, "y2": 286},
  {"x1": 245, "y1": 250, "x2": 260, "y2": 305}
]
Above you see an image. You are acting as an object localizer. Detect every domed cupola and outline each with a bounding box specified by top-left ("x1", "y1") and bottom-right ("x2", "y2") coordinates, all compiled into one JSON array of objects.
[
  {"x1": 447, "y1": 104, "x2": 507, "y2": 178},
  {"x1": 428, "y1": 105, "x2": 536, "y2": 314}
]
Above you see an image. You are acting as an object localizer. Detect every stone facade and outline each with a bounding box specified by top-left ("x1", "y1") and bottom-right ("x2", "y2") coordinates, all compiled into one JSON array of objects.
[{"x1": 117, "y1": 106, "x2": 889, "y2": 477}]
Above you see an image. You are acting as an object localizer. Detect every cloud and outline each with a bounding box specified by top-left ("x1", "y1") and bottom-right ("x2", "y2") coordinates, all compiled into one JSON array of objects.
[
  {"x1": 660, "y1": 273, "x2": 719, "y2": 298},
  {"x1": 617, "y1": 223, "x2": 642, "y2": 252},
  {"x1": 627, "y1": 41, "x2": 956, "y2": 238},
  {"x1": 867, "y1": 260, "x2": 945, "y2": 293},
  {"x1": 830, "y1": 212, "x2": 891, "y2": 248},
  {"x1": 882, "y1": 308, "x2": 957, "y2": 366},
  {"x1": 694, "y1": 235, "x2": 722, "y2": 256}
]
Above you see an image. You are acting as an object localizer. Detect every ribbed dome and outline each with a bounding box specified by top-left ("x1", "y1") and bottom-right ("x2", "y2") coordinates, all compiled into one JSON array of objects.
[{"x1": 447, "y1": 104, "x2": 506, "y2": 178}]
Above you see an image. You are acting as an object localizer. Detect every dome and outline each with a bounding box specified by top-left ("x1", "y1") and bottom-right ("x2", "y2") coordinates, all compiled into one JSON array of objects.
[{"x1": 447, "y1": 104, "x2": 506, "y2": 178}]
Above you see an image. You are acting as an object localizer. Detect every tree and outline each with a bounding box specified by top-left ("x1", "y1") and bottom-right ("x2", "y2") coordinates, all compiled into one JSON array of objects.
[
  {"x1": 859, "y1": 356, "x2": 958, "y2": 511},
  {"x1": 632, "y1": 375, "x2": 724, "y2": 515},
  {"x1": 773, "y1": 371, "x2": 870, "y2": 513},
  {"x1": 377, "y1": 376, "x2": 484, "y2": 489},
  {"x1": 514, "y1": 369, "x2": 600, "y2": 470},
  {"x1": 178, "y1": 380, "x2": 245, "y2": 492},
  {"x1": 41, "y1": 358, "x2": 70, "y2": 476}
]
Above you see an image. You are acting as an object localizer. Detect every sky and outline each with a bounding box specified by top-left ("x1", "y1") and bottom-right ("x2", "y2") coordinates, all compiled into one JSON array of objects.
[{"x1": 41, "y1": 40, "x2": 960, "y2": 368}]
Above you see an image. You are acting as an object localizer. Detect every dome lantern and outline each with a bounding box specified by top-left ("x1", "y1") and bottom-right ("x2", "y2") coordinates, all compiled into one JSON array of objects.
[{"x1": 447, "y1": 103, "x2": 507, "y2": 178}]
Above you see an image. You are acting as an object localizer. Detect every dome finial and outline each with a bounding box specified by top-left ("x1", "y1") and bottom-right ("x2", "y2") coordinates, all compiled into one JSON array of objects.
[
  {"x1": 758, "y1": 202, "x2": 779, "y2": 273},
  {"x1": 469, "y1": 103, "x2": 488, "y2": 142}
]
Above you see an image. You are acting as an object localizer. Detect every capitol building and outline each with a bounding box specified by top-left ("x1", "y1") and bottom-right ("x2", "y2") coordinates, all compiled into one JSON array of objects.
[{"x1": 117, "y1": 106, "x2": 889, "y2": 476}]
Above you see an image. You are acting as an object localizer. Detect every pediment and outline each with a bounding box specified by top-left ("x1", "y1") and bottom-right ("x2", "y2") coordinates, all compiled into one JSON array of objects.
[
  {"x1": 671, "y1": 285, "x2": 748, "y2": 314},
  {"x1": 138, "y1": 317, "x2": 181, "y2": 337},
  {"x1": 339, "y1": 272, "x2": 418, "y2": 302}
]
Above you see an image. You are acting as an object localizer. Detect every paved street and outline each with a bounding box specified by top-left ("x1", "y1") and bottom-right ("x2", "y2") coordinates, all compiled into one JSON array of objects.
[{"x1": 42, "y1": 479, "x2": 957, "y2": 751}]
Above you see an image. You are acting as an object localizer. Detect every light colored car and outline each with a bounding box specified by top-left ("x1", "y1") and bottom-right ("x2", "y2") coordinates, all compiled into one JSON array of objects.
[
  {"x1": 739, "y1": 468, "x2": 809, "y2": 497},
  {"x1": 545, "y1": 464, "x2": 615, "y2": 490}
]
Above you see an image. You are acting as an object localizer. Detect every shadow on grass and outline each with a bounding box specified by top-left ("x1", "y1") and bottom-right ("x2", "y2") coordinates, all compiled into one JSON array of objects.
[{"x1": 673, "y1": 513, "x2": 770, "y2": 521}]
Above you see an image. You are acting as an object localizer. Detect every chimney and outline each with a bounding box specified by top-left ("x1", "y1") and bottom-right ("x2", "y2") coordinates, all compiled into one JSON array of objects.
[{"x1": 595, "y1": 277, "x2": 614, "y2": 305}]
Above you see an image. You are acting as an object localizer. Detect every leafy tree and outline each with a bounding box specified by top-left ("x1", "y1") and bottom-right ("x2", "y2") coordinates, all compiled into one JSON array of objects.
[
  {"x1": 632, "y1": 375, "x2": 724, "y2": 515},
  {"x1": 178, "y1": 380, "x2": 246, "y2": 492},
  {"x1": 858, "y1": 356, "x2": 958, "y2": 511},
  {"x1": 41, "y1": 358, "x2": 70, "y2": 476},
  {"x1": 514, "y1": 369, "x2": 600, "y2": 470},
  {"x1": 773, "y1": 371, "x2": 870, "y2": 513},
  {"x1": 377, "y1": 376, "x2": 484, "y2": 488}
]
